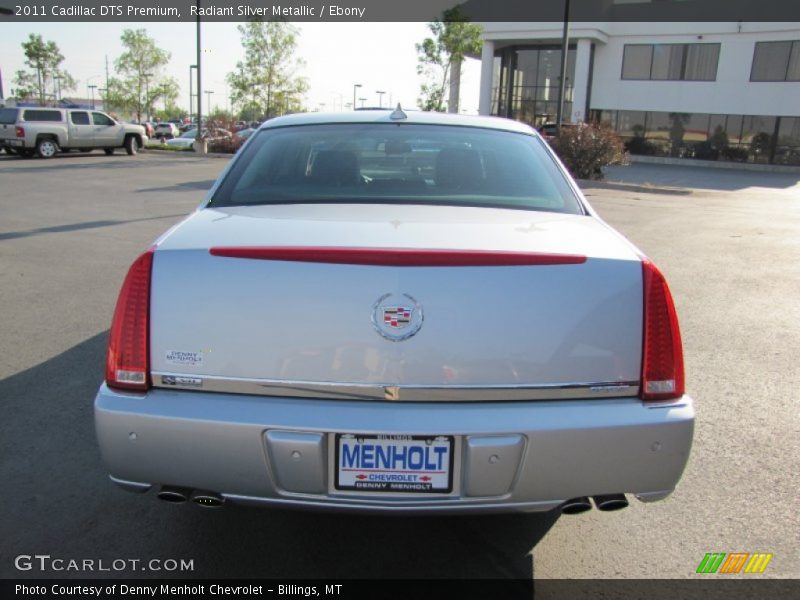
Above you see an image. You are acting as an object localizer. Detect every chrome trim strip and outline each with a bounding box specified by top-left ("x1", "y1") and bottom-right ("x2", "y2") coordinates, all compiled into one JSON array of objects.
[{"x1": 153, "y1": 372, "x2": 639, "y2": 401}]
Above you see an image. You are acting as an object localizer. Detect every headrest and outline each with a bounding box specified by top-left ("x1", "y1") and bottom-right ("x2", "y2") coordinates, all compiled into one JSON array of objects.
[
  {"x1": 435, "y1": 148, "x2": 484, "y2": 189},
  {"x1": 309, "y1": 150, "x2": 360, "y2": 185}
]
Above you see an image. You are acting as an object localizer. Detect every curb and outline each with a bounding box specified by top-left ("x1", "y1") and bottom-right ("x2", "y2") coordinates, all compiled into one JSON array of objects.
[
  {"x1": 577, "y1": 178, "x2": 693, "y2": 196},
  {"x1": 143, "y1": 147, "x2": 234, "y2": 159},
  {"x1": 629, "y1": 154, "x2": 800, "y2": 174}
]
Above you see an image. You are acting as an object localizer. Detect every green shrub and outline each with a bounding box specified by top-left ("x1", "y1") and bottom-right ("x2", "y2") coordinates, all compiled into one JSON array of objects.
[
  {"x1": 691, "y1": 141, "x2": 720, "y2": 160},
  {"x1": 551, "y1": 123, "x2": 626, "y2": 180},
  {"x1": 207, "y1": 136, "x2": 246, "y2": 154},
  {"x1": 750, "y1": 132, "x2": 772, "y2": 156},
  {"x1": 721, "y1": 146, "x2": 749, "y2": 162},
  {"x1": 624, "y1": 135, "x2": 658, "y2": 156}
]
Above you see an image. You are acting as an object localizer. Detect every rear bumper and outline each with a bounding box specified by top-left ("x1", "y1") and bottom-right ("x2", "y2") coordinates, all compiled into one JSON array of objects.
[{"x1": 94, "y1": 384, "x2": 693, "y2": 514}]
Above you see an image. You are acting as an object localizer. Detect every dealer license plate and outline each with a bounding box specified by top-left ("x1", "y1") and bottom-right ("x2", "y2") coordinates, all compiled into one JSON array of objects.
[{"x1": 335, "y1": 434, "x2": 454, "y2": 493}]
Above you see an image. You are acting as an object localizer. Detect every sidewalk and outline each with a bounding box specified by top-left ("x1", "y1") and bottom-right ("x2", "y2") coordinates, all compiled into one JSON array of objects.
[{"x1": 590, "y1": 162, "x2": 800, "y2": 196}]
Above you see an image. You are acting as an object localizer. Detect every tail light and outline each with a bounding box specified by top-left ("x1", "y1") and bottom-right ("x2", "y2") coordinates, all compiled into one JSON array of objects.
[
  {"x1": 15, "y1": 126, "x2": 24, "y2": 138},
  {"x1": 641, "y1": 259, "x2": 685, "y2": 401},
  {"x1": 106, "y1": 247, "x2": 155, "y2": 391}
]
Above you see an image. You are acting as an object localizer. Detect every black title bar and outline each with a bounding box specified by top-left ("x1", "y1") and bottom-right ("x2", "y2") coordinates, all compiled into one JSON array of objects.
[
  {"x1": 4, "y1": 579, "x2": 800, "y2": 600},
  {"x1": 2, "y1": 0, "x2": 800, "y2": 23}
]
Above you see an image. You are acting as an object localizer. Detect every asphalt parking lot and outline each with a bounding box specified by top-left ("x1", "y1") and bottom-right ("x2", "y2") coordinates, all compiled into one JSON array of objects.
[{"x1": 0, "y1": 152, "x2": 798, "y2": 580}]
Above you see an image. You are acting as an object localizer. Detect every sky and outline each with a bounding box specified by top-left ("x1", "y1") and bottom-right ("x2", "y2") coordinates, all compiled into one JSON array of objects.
[{"x1": 0, "y1": 21, "x2": 481, "y2": 115}]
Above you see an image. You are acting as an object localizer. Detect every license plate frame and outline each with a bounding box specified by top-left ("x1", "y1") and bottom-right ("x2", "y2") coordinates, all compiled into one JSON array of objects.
[{"x1": 334, "y1": 434, "x2": 454, "y2": 494}]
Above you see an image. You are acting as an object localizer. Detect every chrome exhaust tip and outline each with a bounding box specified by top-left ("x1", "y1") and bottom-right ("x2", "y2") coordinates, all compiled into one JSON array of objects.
[
  {"x1": 560, "y1": 496, "x2": 593, "y2": 515},
  {"x1": 156, "y1": 486, "x2": 190, "y2": 504},
  {"x1": 190, "y1": 490, "x2": 225, "y2": 509},
  {"x1": 592, "y1": 494, "x2": 629, "y2": 511}
]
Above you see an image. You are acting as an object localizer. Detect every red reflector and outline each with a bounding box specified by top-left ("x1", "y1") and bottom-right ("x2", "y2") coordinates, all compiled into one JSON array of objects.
[
  {"x1": 106, "y1": 247, "x2": 155, "y2": 391},
  {"x1": 15, "y1": 126, "x2": 24, "y2": 138},
  {"x1": 641, "y1": 259, "x2": 685, "y2": 401},
  {"x1": 208, "y1": 246, "x2": 587, "y2": 267}
]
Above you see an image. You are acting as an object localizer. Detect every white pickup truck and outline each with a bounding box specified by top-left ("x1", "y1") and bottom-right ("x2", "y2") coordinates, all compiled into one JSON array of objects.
[{"x1": 0, "y1": 106, "x2": 146, "y2": 158}]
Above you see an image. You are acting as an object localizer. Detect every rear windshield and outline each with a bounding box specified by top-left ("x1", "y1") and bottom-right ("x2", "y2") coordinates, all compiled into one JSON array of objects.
[
  {"x1": 22, "y1": 109, "x2": 63, "y2": 122},
  {"x1": 210, "y1": 123, "x2": 582, "y2": 214},
  {"x1": 0, "y1": 108, "x2": 18, "y2": 125}
]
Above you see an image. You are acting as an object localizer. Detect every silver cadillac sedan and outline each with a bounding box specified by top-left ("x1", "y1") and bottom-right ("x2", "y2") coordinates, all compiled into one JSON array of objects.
[{"x1": 95, "y1": 108, "x2": 693, "y2": 514}]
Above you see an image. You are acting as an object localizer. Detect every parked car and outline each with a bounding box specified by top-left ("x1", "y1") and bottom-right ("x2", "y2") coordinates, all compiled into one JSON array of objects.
[
  {"x1": 138, "y1": 121, "x2": 155, "y2": 139},
  {"x1": 153, "y1": 122, "x2": 180, "y2": 142},
  {"x1": 95, "y1": 109, "x2": 693, "y2": 514},
  {"x1": 0, "y1": 106, "x2": 145, "y2": 158},
  {"x1": 166, "y1": 128, "x2": 232, "y2": 149},
  {"x1": 234, "y1": 127, "x2": 256, "y2": 140}
]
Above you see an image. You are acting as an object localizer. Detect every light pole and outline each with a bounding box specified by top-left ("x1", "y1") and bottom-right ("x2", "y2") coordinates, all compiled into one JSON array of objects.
[
  {"x1": 205, "y1": 90, "x2": 214, "y2": 113},
  {"x1": 189, "y1": 64, "x2": 197, "y2": 121},
  {"x1": 332, "y1": 92, "x2": 343, "y2": 112},
  {"x1": 376, "y1": 90, "x2": 385, "y2": 108},
  {"x1": 196, "y1": 0, "x2": 203, "y2": 136},
  {"x1": 88, "y1": 84, "x2": 97, "y2": 109},
  {"x1": 358, "y1": 97, "x2": 367, "y2": 109},
  {"x1": 352, "y1": 83, "x2": 361, "y2": 111},
  {"x1": 143, "y1": 72, "x2": 153, "y2": 121},
  {"x1": 98, "y1": 88, "x2": 107, "y2": 110},
  {"x1": 0, "y1": 8, "x2": 9, "y2": 100},
  {"x1": 86, "y1": 74, "x2": 102, "y2": 106},
  {"x1": 556, "y1": 0, "x2": 571, "y2": 132}
]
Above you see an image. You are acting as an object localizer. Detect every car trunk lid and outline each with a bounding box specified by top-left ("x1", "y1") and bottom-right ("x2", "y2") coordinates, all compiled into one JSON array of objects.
[{"x1": 149, "y1": 204, "x2": 643, "y2": 399}]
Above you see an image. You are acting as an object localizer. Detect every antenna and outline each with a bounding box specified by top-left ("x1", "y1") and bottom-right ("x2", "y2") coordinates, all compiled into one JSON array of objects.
[{"x1": 390, "y1": 103, "x2": 407, "y2": 121}]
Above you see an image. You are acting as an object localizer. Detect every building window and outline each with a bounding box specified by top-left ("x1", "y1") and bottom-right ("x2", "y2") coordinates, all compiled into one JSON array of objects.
[
  {"x1": 750, "y1": 40, "x2": 800, "y2": 81},
  {"x1": 621, "y1": 45, "x2": 652, "y2": 79},
  {"x1": 622, "y1": 43, "x2": 720, "y2": 81},
  {"x1": 495, "y1": 45, "x2": 576, "y2": 126},
  {"x1": 590, "y1": 109, "x2": 799, "y2": 165}
]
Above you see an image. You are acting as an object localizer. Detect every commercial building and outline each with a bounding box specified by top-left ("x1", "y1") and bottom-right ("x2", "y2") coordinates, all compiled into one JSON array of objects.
[{"x1": 477, "y1": 20, "x2": 800, "y2": 164}]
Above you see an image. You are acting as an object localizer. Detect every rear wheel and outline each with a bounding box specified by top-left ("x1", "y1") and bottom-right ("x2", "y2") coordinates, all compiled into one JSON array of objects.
[
  {"x1": 104, "y1": 148, "x2": 114, "y2": 156},
  {"x1": 125, "y1": 135, "x2": 139, "y2": 156},
  {"x1": 36, "y1": 138, "x2": 58, "y2": 159}
]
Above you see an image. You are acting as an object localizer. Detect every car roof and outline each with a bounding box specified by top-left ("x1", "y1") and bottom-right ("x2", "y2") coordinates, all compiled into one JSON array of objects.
[{"x1": 260, "y1": 109, "x2": 538, "y2": 136}]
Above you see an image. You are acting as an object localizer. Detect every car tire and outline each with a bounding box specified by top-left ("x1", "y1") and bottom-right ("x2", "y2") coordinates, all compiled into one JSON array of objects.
[
  {"x1": 36, "y1": 138, "x2": 58, "y2": 159},
  {"x1": 104, "y1": 148, "x2": 114, "y2": 155},
  {"x1": 125, "y1": 136, "x2": 139, "y2": 156}
]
